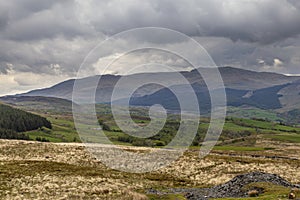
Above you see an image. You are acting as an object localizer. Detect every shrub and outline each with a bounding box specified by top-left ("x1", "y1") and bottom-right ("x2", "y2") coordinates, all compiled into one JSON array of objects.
[
  {"x1": 117, "y1": 135, "x2": 134, "y2": 143},
  {"x1": 36, "y1": 137, "x2": 50, "y2": 142},
  {"x1": 154, "y1": 140, "x2": 166, "y2": 146},
  {"x1": 132, "y1": 139, "x2": 154, "y2": 147}
]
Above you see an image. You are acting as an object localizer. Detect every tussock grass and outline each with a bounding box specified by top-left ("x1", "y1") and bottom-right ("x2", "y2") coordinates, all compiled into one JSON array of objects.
[{"x1": 0, "y1": 139, "x2": 299, "y2": 199}]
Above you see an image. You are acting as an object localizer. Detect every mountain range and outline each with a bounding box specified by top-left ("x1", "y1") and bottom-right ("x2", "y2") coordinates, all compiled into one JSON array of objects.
[{"x1": 2, "y1": 67, "x2": 300, "y2": 119}]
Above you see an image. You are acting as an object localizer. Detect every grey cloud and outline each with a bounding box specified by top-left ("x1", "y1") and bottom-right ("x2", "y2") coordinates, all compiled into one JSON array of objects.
[
  {"x1": 1, "y1": 0, "x2": 300, "y2": 43},
  {"x1": 0, "y1": 1, "x2": 59, "y2": 30},
  {"x1": 196, "y1": 36, "x2": 300, "y2": 74},
  {"x1": 0, "y1": 63, "x2": 12, "y2": 74},
  {"x1": 0, "y1": 0, "x2": 299, "y2": 94},
  {"x1": 0, "y1": 37, "x2": 99, "y2": 76},
  {"x1": 75, "y1": 0, "x2": 300, "y2": 44},
  {"x1": 0, "y1": 0, "x2": 92, "y2": 41}
]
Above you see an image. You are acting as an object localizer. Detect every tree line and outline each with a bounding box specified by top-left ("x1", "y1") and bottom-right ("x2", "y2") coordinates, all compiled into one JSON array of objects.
[{"x1": 0, "y1": 104, "x2": 52, "y2": 140}]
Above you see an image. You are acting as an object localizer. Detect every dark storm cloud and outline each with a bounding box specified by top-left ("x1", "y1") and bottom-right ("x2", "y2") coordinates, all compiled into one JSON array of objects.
[
  {"x1": 75, "y1": 0, "x2": 300, "y2": 44},
  {"x1": 0, "y1": 0, "x2": 93, "y2": 41},
  {"x1": 0, "y1": 0, "x2": 300, "y2": 95},
  {"x1": 1, "y1": 0, "x2": 300, "y2": 43}
]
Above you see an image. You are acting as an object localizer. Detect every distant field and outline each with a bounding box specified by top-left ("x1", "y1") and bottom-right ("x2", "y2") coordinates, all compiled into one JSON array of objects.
[
  {"x1": 227, "y1": 106, "x2": 284, "y2": 122},
  {"x1": 1, "y1": 99, "x2": 299, "y2": 146},
  {"x1": 26, "y1": 116, "x2": 80, "y2": 143},
  {"x1": 264, "y1": 133, "x2": 300, "y2": 143},
  {"x1": 22, "y1": 106, "x2": 300, "y2": 148},
  {"x1": 213, "y1": 146, "x2": 271, "y2": 151}
]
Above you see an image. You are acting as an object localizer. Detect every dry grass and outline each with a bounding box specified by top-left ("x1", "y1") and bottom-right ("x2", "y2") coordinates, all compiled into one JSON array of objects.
[{"x1": 0, "y1": 139, "x2": 299, "y2": 199}]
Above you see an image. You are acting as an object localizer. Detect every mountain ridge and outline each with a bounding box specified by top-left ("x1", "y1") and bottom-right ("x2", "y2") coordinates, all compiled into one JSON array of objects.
[
  {"x1": 11, "y1": 66, "x2": 300, "y2": 99},
  {"x1": 2, "y1": 66, "x2": 299, "y2": 114}
]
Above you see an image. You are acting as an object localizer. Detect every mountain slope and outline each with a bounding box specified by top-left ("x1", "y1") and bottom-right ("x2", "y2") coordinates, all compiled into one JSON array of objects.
[
  {"x1": 5, "y1": 67, "x2": 300, "y2": 114},
  {"x1": 19, "y1": 79, "x2": 76, "y2": 100},
  {"x1": 15, "y1": 67, "x2": 299, "y2": 103},
  {"x1": 218, "y1": 67, "x2": 297, "y2": 89},
  {"x1": 0, "y1": 96, "x2": 73, "y2": 114},
  {"x1": 128, "y1": 83, "x2": 290, "y2": 113},
  {"x1": 278, "y1": 80, "x2": 300, "y2": 112}
]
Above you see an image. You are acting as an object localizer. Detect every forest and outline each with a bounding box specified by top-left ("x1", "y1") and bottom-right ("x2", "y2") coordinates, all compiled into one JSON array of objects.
[{"x1": 0, "y1": 104, "x2": 52, "y2": 140}]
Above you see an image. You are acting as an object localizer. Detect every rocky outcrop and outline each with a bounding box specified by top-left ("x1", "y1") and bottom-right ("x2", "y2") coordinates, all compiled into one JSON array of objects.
[{"x1": 149, "y1": 171, "x2": 300, "y2": 199}]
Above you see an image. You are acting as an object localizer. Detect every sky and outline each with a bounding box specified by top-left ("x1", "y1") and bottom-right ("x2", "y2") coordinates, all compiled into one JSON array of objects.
[{"x1": 0, "y1": 0, "x2": 300, "y2": 95}]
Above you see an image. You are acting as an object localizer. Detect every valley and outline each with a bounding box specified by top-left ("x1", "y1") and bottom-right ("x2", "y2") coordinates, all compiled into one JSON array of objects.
[
  {"x1": 0, "y1": 67, "x2": 299, "y2": 199},
  {"x1": 2, "y1": 1, "x2": 300, "y2": 199}
]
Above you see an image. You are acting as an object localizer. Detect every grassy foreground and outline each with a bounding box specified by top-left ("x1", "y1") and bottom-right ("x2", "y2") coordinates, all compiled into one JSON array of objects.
[{"x1": 0, "y1": 138, "x2": 299, "y2": 199}]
